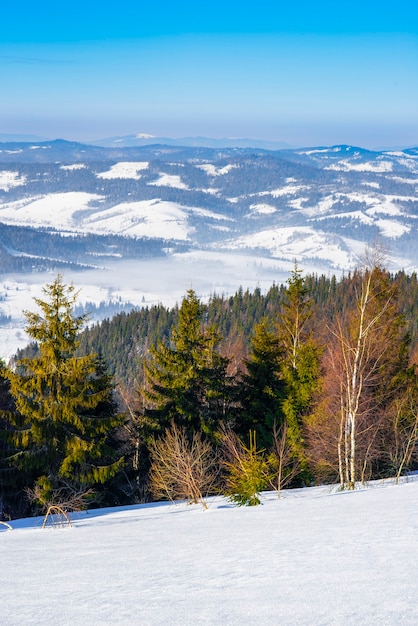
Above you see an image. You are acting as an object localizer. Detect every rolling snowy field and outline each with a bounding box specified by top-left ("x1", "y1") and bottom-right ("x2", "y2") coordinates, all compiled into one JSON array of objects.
[{"x1": 2, "y1": 478, "x2": 417, "y2": 625}]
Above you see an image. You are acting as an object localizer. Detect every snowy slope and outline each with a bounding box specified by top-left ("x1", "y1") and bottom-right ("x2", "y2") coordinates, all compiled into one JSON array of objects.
[
  {"x1": 0, "y1": 143, "x2": 417, "y2": 267},
  {"x1": 2, "y1": 478, "x2": 418, "y2": 625},
  {"x1": 97, "y1": 161, "x2": 149, "y2": 179},
  {"x1": 0, "y1": 192, "x2": 103, "y2": 230}
]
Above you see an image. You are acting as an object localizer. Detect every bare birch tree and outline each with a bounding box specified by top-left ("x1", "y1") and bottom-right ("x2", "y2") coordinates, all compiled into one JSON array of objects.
[
  {"x1": 326, "y1": 258, "x2": 406, "y2": 489},
  {"x1": 269, "y1": 421, "x2": 301, "y2": 497}
]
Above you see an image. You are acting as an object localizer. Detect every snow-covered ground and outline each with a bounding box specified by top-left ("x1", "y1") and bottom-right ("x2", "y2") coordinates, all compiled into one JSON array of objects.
[
  {"x1": 97, "y1": 162, "x2": 149, "y2": 179},
  {"x1": 225, "y1": 226, "x2": 364, "y2": 269},
  {"x1": 2, "y1": 477, "x2": 417, "y2": 625},
  {"x1": 325, "y1": 160, "x2": 393, "y2": 172}
]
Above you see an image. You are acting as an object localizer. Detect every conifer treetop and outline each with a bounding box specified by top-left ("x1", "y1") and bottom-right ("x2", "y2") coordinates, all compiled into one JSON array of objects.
[{"x1": 24, "y1": 274, "x2": 87, "y2": 359}]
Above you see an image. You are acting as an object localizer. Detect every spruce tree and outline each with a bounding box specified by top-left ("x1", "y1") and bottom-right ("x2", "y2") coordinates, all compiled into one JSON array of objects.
[
  {"x1": 2, "y1": 275, "x2": 123, "y2": 508},
  {"x1": 237, "y1": 319, "x2": 285, "y2": 448},
  {"x1": 278, "y1": 264, "x2": 321, "y2": 478},
  {"x1": 142, "y1": 289, "x2": 231, "y2": 438}
]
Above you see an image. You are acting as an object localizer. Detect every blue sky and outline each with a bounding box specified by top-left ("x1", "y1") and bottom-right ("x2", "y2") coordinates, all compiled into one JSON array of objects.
[{"x1": 1, "y1": 0, "x2": 417, "y2": 148}]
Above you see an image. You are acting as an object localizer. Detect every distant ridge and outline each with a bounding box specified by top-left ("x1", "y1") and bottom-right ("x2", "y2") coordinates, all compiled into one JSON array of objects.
[
  {"x1": 89, "y1": 134, "x2": 293, "y2": 150},
  {"x1": 1, "y1": 134, "x2": 416, "y2": 153}
]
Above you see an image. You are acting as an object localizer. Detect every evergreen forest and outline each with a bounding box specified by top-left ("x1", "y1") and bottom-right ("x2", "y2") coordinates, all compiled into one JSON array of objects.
[{"x1": 2, "y1": 253, "x2": 418, "y2": 519}]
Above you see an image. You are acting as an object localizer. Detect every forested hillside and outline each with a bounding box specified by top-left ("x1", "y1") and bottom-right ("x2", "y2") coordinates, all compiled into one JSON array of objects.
[
  {"x1": 73, "y1": 268, "x2": 418, "y2": 391},
  {"x1": 2, "y1": 261, "x2": 418, "y2": 519}
]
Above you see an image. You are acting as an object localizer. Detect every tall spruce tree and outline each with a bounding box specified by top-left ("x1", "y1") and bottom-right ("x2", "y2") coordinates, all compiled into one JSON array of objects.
[
  {"x1": 1, "y1": 275, "x2": 123, "y2": 509},
  {"x1": 237, "y1": 319, "x2": 285, "y2": 448},
  {"x1": 278, "y1": 264, "x2": 321, "y2": 477},
  {"x1": 142, "y1": 289, "x2": 231, "y2": 438}
]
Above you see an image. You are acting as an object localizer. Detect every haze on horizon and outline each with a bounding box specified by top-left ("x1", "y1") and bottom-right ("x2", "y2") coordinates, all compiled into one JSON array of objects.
[{"x1": 1, "y1": 0, "x2": 417, "y2": 149}]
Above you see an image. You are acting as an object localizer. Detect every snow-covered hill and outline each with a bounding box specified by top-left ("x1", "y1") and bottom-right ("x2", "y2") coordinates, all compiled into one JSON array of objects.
[
  {"x1": 0, "y1": 140, "x2": 416, "y2": 358},
  {"x1": 2, "y1": 478, "x2": 418, "y2": 625},
  {"x1": 0, "y1": 141, "x2": 416, "y2": 270}
]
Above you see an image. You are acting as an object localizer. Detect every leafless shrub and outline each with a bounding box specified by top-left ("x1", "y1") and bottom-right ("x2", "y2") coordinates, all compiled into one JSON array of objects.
[
  {"x1": 387, "y1": 394, "x2": 418, "y2": 483},
  {"x1": 148, "y1": 423, "x2": 219, "y2": 509},
  {"x1": 25, "y1": 482, "x2": 94, "y2": 528},
  {"x1": 269, "y1": 421, "x2": 301, "y2": 497}
]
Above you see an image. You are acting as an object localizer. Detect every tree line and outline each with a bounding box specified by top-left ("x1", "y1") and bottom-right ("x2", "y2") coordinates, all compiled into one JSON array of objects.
[{"x1": 1, "y1": 251, "x2": 418, "y2": 519}]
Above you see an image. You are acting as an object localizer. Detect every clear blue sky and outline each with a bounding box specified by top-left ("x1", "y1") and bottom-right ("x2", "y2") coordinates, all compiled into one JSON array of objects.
[{"x1": 1, "y1": 0, "x2": 417, "y2": 148}]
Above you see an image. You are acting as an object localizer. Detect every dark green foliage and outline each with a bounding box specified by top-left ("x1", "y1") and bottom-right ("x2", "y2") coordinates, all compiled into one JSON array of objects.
[
  {"x1": 6, "y1": 266, "x2": 418, "y2": 511},
  {"x1": 278, "y1": 265, "x2": 321, "y2": 477},
  {"x1": 142, "y1": 290, "x2": 232, "y2": 438},
  {"x1": 0, "y1": 365, "x2": 20, "y2": 519},
  {"x1": 75, "y1": 304, "x2": 176, "y2": 390},
  {"x1": 237, "y1": 319, "x2": 285, "y2": 448},
  {"x1": 72, "y1": 270, "x2": 418, "y2": 397},
  {"x1": 1, "y1": 275, "x2": 124, "y2": 512}
]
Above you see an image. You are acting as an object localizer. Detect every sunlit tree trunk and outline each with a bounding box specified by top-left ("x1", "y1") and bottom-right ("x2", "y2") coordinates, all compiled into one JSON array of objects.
[{"x1": 330, "y1": 257, "x2": 405, "y2": 489}]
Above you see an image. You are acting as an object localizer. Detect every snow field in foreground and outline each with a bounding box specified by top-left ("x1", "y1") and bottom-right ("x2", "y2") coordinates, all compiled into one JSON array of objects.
[{"x1": 2, "y1": 479, "x2": 418, "y2": 625}]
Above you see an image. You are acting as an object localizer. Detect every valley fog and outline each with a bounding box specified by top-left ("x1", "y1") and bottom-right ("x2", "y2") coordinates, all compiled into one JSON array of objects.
[{"x1": 0, "y1": 251, "x2": 298, "y2": 360}]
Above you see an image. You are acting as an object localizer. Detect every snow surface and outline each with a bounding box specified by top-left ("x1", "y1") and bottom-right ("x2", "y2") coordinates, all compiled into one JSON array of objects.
[
  {"x1": 249, "y1": 203, "x2": 277, "y2": 215},
  {"x1": 82, "y1": 199, "x2": 192, "y2": 240},
  {"x1": 148, "y1": 173, "x2": 189, "y2": 190},
  {"x1": 0, "y1": 192, "x2": 103, "y2": 230},
  {"x1": 60, "y1": 164, "x2": 87, "y2": 171},
  {"x1": 197, "y1": 163, "x2": 238, "y2": 176},
  {"x1": 391, "y1": 176, "x2": 418, "y2": 185},
  {"x1": 2, "y1": 478, "x2": 417, "y2": 625},
  {"x1": 225, "y1": 226, "x2": 358, "y2": 268},
  {"x1": 298, "y1": 147, "x2": 342, "y2": 155},
  {"x1": 97, "y1": 162, "x2": 149, "y2": 180},
  {"x1": 395, "y1": 159, "x2": 418, "y2": 173},
  {"x1": 256, "y1": 185, "x2": 309, "y2": 198},
  {"x1": 383, "y1": 153, "x2": 418, "y2": 173},
  {"x1": 0, "y1": 149, "x2": 23, "y2": 154},
  {"x1": 325, "y1": 160, "x2": 393, "y2": 172},
  {"x1": 0, "y1": 170, "x2": 27, "y2": 191},
  {"x1": 136, "y1": 133, "x2": 155, "y2": 139},
  {"x1": 374, "y1": 218, "x2": 410, "y2": 238},
  {"x1": 297, "y1": 191, "x2": 414, "y2": 237},
  {"x1": 361, "y1": 181, "x2": 380, "y2": 189},
  {"x1": 271, "y1": 185, "x2": 310, "y2": 197},
  {"x1": 0, "y1": 194, "x2": 226, "y2": 241}
]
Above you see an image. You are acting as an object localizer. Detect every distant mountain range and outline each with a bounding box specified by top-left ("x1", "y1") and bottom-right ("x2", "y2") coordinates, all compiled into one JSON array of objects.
[
  {"x1": 0, "y1": 138, "x2": 417, "y2": 269},
  {"x1": 89, "y1": 134, "x2": 293, "y2": 150},
  {"x1": 0, "y1": 133, "x2": 293, "y2": 150},
  {"x1": 0, "y1": 137, "x2": 417, "y2": 356}
]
